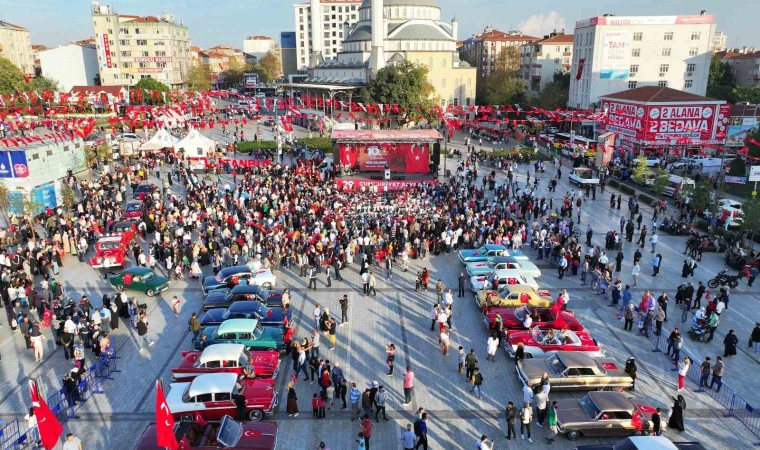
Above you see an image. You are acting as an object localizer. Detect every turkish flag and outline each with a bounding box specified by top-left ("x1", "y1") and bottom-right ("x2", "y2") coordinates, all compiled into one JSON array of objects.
[
  {"x1": 576, "y1": 58, "x2": 586, "y2": 80},
  {"x1": 29, "y1": 380, "x2": 63, "y2": 450},
  {"x1": 340, "y1": 144, "x2": 358, "y2": 168},
  {"x1": 405, "y1": 144, "x2": 429, "y2": 173},
  {"x1": 155, "y1": 380, "x2": 179, "y2": 450}
]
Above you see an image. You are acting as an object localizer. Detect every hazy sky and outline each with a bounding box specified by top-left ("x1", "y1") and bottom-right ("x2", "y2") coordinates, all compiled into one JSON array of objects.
[{"x1": 2, "y1": 0, "x2": 756, "y2": 50}]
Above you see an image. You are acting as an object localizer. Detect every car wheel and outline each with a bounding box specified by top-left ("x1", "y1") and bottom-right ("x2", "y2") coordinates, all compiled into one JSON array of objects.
[
  {"x1": 262, "y1": 282, "x2": 272, "y2": 289},
  {"x1": 146, "y1": 289, "x2": 155, "y2": 297},
  {"x1": 524, "y1": 353, "x2": 533, "y2": 359},
  {"x1": 566, "y1": 430, "x2": 581, "y2": 441},
  {"x1": 266, "y1": 347, "x2": 277, "y2": 352},
  {"x1": 249, "y1": 409, "x2": 264, "y2": 421},
  {"x1": 116, "y1": 284, "x2": 125, "y2": 292}
]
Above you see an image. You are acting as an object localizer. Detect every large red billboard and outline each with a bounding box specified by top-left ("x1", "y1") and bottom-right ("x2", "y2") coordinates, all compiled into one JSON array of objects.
[{"x1": 339, "y1": 143, "x2": 429, "y2": 173}]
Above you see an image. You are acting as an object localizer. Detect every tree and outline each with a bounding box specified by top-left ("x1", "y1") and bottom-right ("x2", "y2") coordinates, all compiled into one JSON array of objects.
[
  {"x1": 650, "y1": 168, "x2": 671, "y2": 198},
  {"x1": 258, "y1": 52, "x2": 281, "y2": 82},
  {"x1": 29, "y1": 76, "x2": 59, "y2": 91},
  {"x1": 742, "y1": 198, "x2": 760, "y2": 241},
  {"x1": 221, "y1": 58, "x2": 246, "y2": 88},
  {"x1": 476, "y1": 47, "x2": 526, "y2": 105},
  {"x1": 745, "y1": 128, "x2": 760, "y2": 160},
  {"x1": 734, "y1": 86, "x2": 760, "y2": 104},
  {"x1": 0, "y1": 180, "x2": 8, "y2": 224},
  {"x1": 361, "y1": 60, "x2": 436, "y2": 122},
  {"x1": 186, "y1": 63, "x2": 213, "y2": 92},
  {"x1": 60, "y1": 184, "x2": 76, "y2": 212},
  {"x1": 707, "y1": 54, "x2": 737, "y2": 102},
  {"x1": 728, "y1": 157, "x2": 747, "y2": 177},
  {"x1": 134, "y1": 77, "x2": 170, "y2": 104},
  {"x1": 0, "y1": 56, "x2": 28, "y2": 94},
  {"x1": 631, "y1": 156, "x2": 651, "y2": 185},
  {"x1": 535, "y1": 72, "x2": 570, "y2": 109},
  {"x1": 690, "y1": 180, "x2": 712, "y2": 214},
  {"x1": 494, "y1": 47, "x2": 520, "y2": 74},
  {"x1": 21, "y1": 194, "x2": 43, "y2": 218}
]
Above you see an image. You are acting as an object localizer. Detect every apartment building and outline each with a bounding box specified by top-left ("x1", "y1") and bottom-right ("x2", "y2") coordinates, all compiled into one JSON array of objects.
[
  {"x1": 520, "y1": 32, "x2": 573, "y2": 94},
  {"x1": 293, "y1": 0, "x2": 362, "y2": 70},
  {"x1": 0, "y1": 20, "x2": 34, "y2": 75},
  {"x1": 460, "y1": 27, "x2": 538, "y2": 77}
]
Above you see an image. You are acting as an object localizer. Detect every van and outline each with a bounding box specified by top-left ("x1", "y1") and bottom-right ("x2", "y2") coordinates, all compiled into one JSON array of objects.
[{"x1": 663, "y1": 175, "x2": 695, "y2": 197}]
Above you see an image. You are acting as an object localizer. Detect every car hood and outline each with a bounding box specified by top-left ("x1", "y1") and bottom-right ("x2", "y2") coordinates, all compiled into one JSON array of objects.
[
  {"x1": 555, "y1": 400, "x2": 592, "y2": 425},
  {"x1": 165, "y1": 382, "x2": 191, "y2": 411},
  {"x1": 145, "y1": 276, "x2": 169, "y2": 288},
  {"x1": 200, "y1": 309, "x2": 226, "y2": 326},
  {"x1": 517, "y1": 358, "x2": 548, "y2": 383}
]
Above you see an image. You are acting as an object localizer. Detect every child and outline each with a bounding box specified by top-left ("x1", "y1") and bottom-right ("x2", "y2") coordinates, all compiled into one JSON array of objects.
[
  {"x1": 312, "y1": 393, "x2": 319, "y2": 418},
  {"x1": 171, "y1": 296, "x2": 180, "y2": 317},
  {"x1": 458, "y1": 346, "x2": 465, "y2": 374},
  {"x1": 317, "y1": 392, "x2": 326, "y2": 419},
  {"x1": 325, "y1": 383, "x2": 335, "y2": 410}
]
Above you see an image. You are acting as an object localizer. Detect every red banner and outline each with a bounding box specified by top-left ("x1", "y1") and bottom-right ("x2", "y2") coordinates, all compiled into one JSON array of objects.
[
  {"x1": 339, "y1": 143, "x2": 428, "y2": 173},
  {"x1": 29, "y1": 380, "x2": 63, "y2": 450},
  {"x1": 155, "y1": 381, "x2": 179, "y2": 450},
  {"x1": 336, "y1": 178, "x2": 438, "y2": 193},
  {"x1": 405, "y1": 143, "x2": 430, "y2": 173},
  {"x1": 217, "y1": 158, "x2": 272, "y2": 168}
]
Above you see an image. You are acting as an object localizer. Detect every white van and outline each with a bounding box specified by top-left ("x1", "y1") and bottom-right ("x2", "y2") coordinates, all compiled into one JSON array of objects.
[{"x1": 663, "y1": 175, "x2": 695, "y2": 197}]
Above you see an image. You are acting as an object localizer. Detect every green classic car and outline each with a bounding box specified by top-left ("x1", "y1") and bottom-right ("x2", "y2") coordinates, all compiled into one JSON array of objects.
[
  {"x1": 110, "y1": 267, "x2": 170, "y2": 297},
  {"x1": 195, "y1": 319, "x2": 293, "y2": 353}
]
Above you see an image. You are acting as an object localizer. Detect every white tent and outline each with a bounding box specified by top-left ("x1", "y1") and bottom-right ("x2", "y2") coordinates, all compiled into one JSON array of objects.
[
  {"x1": 175, "y1": 129, "x2": 217, "y2": 170},
  {"x1": 139, "y1": 129, "x2": 180, "y2": 151}
]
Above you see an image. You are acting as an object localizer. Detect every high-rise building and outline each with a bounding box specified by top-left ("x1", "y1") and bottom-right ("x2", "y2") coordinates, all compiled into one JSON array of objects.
[
  {"x1": 244, "y1": 36, "x2": 277, "y2": 60},
  {"x1": 293, "y1": 0, "x2": 363, "y2": 70},
  {"x1": 0, "y1": 20, "x2": 34, "y2": 75},
  {"x1": 569, "y1": 13, "x2": 715, "y2": 109},
  {"x1": 281, "y1": 32, "x2": 299, "y2": 78},
  {"x1": 91, "y1": 2, "x2": 192, "y2": 88},
  {"x1": 520, "y1": 32, "x2": 574, "y2": 94},
  {"x1": 460, "y1": 27, "x2": 538, "y2": 78},
  {"x1": 712, "y1": 31, "x2": 728, "y2": 52}
]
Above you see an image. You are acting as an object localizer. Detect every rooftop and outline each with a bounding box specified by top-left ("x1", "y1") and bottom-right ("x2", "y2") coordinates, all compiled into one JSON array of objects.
[
  {"x1": 601, "y1": 86, "x2": 720, "y2": 104},
  {"x1": 0, "y1": 20, "x2": 28, "y2": 31},
  {"x1": 246, "y1": 35, "x2": 274, "y2": 41},
  {"x1": 471, "y1": 28, "x2": 538, "y2": 43},
  {"x1": 536, "y1": 33, "x2": 574, "y2": 45}
]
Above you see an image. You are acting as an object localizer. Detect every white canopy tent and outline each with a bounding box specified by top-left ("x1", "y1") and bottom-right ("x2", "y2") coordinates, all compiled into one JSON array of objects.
[
  {"x1": 175, "y1": 129, "x2": 217, "y2": 170},
  {"x1": 139, "y1": 129, "x2": 180, "y2": 151}
]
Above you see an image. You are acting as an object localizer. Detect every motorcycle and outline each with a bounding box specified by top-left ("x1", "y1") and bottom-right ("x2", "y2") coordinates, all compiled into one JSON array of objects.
[{"x1": 707, "y1": 269, "x2": 741, "y2": 289}]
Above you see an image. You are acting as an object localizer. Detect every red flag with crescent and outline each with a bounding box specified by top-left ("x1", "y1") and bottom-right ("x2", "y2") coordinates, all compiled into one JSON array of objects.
[
  {"x1": 29, "y1": 380, "x2": 63, "y2": 450},
  {"x1": 155, "y1": 380, "x2": 179, "y2": 450}
]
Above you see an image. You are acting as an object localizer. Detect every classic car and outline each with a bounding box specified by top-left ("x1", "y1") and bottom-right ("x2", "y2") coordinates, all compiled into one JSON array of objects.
[
  {"x1": 110, "y1": 267, "x2": 169, "y2": 296},
  {"x1": 556, "y1": 392, "x2": 660, "y2": 440},
  {"x1": 476, "y1": 284, "x2": 554, "y2": 308},
  {"x1": 569, "y1": 168, "x2": 600, "y2": 186},
  {"x1": 123, "y1": 200, "x2": 146, "y2": 219},
  {"x1": 133, "y1": 182, "x2": 158, "y2": 199},
  {"x1": 516, "y1": 351, "x2": 632, "y2": 391},
  {"x1": 202, "y1": 266, "x2": 277, "y2": 294},
  {"x1": 166, "y1": 373, "x2": 278, "y2": 422},
  {"x1": 505, "y1": 326, "x2": 604, "y2": 358},
  {"x1": 465, "y1": 255, "x2": 542, "y2": 278},
  {"x1": 111, "y1": 220, "x2": 137, "y2": 240},
  {"x1": 89, "y1": 234, "x2": 130, "y2": 269},
  {"x1": 573, "y1": 436, "x2": 706, "y2": 450},
  {"x1": 202, "y1": 285, "x2": 286, "y2": 311},
  {"x1": 483, "y1": 306, "x2": 583, "y2": 332},
  {"x1": 195, "y1": 319, "x2": 293, "y2": 352},
  {"x1": 134, "y1": 416, "x2": 278, "y2": 450},
  {"x1": 171, "y1": 344, "x2": 280, "y2": 382},
  {"x1": 470, "y1": 269, "x2": 539, "y2": 292},
  {"x1": 200, "y1": 301, "x2": 292, "y2": 327},
  {"x1": 458, "y1": 244, "x2": 508, "y2": 264}
]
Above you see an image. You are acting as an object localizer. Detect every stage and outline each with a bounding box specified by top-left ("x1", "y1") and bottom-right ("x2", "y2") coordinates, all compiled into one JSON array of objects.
[{"x1": 335, "y1": 172, "x2": 438, "y2": 192}]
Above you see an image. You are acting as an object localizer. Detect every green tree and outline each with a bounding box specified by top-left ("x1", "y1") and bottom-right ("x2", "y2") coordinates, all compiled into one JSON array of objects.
[
  {"x1": 707, "y1": 54, "x2": 737, "y2": 102},
  {"x1": 186, "y1": 63, "x2": 213, "y2": 92},
  {"x1": 650, "y1": 168, "x2": 671, "y2": 198},
  {"x1": 631, "y1": 156, "x2": 650, "y2": 185},
  {"x1": 134, "y1": 77, "x2": 170, "y2": 104},
  {"x1": 29, "y1": 76, "x2": 59, "y2": 91},
  {"x1": 476, "y1": 46, "x2": 526, "y2": 105},
  {"x1": 690, "y1": 180, "x2": 712, "y2": 214},
  {"x1": 361, "y1": 60, "x2": 436, "y2": 122},
  {"x1": 745, "y1": 128, "x2": 760, "y2": 160},
  {"x1": 258, "y1": 52, "x2": 282, "y2": 82},
  {"x1": 534, "y1": 72, "x2": 570, "y2": 110},
  {"x1": 21, "y1": 194, "x2": 43, "y2": 218},
  {"x1": 60, "y1": 184, "x2": 76, "y2": 212},
  {"x1": 0, "y1": 180, "x2": 8, "y2": 224},
  {"x1": 221, "y1": 58, "x2": 246, "y2": 88},
  {"x1": 734, "y1": 86, "x2": 760, "y2": 104},
  {"x1": 0, "y1": 56, "x2": 27, "y2": 93},
  {"x1": 728, "y1": 157, "x2": 747, "y2": 177}
]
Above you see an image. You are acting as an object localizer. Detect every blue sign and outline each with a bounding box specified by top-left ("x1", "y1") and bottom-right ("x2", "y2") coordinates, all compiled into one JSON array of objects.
[
  {"x1": 600, "y1": 69, "x2": 630, "y2": 79},
  {"x1": 0, "y1": 151, "x2": 29, "y2": 178},
  {"x1": 33, "y1": 183, "x2": 57, "y2": 211}
]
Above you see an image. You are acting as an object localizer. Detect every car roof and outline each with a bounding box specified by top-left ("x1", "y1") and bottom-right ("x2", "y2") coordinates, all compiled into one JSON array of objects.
[
  {"x1": 98, "y1": 236, "x2": 124, "y2": 244},
  {"x1": 503, "y1": 285, "x2": 536, "y2": 293},
  {"x1": 228, "y1": 301, "x2": 264, "y2": 312},
  {"x1": 188, "y1": 373, "x2": 237, "y2": 397},
  {"x1": 555, "y1": 351, "x2": 595, "y2": 367},
  {"x1": 199, "y1": 344, "x2": 246, "y2": 363},
  {"x1": 587, "y1": 391, "x2": 632, "y2": 411},
  {"x1": 490, "y1": 256, "x2": 512, "y2": 263},
  {"x1": 623, "y1": 436, "x2": 689, "y2": 450},
  {"x1": 218, "y1": 265, "x2": 253, "y2": 277},
  {"x1": 230, "y1": 284, "x2": 264, "y2": 294},
  {"x1": 217, "y1": 318, "x2": 259, "y2": 334},
  {"x1": 125, "y1": 267, "x2": 152, "y2": 275},
  {"x1": 483, "y1": 244, "x2": 506, "y2": 251}
]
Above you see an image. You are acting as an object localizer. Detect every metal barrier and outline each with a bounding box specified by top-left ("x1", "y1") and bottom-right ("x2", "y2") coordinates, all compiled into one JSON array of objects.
[{"x1": 631, "y1": 309, "x2": 760, "y2": 445}]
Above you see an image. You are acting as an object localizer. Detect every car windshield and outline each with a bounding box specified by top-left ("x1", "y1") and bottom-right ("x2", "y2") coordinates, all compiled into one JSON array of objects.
[
  {"x1": 100, "y1": 241, "x2": 120, "y2": 250},
  {"x1": 579, "y1": 394, "x2": 601, "y2": 419},
  {"x1": 239, "y1": 349, "x2": 251, "y2": 366},
  {"x1": 546, "y1": 354, "x2": 567, "y2": 375},
  {"x1": 475, "y1": 246, "x2": 488, "y2": 254},
  {"x1": 126, "y1": 203, "x2": 141, "y2": 211},
  {"x1": 141, "y1": 272, "x2": 154, "y2": 281},
  {"x1": 574, "y1": 169, "x2": 592, "y2": 179},
  {"x1": 252, "y1": 324, "x2": 264, "y2": 339}
]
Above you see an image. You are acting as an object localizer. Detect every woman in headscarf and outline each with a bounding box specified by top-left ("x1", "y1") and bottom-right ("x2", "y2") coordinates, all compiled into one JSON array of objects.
[
  {"x1": 667, "y1": 395, "x2": 686, "y2": 432},
  {"x1": 724, "y1": 329, "x2": 739, "y2": 357},
  {"x1": 624, "y1": 357, "x2": 637, "y2": 391},
  {"x1": 286, "y1": 381, "x2": 299, "y2": 417}
]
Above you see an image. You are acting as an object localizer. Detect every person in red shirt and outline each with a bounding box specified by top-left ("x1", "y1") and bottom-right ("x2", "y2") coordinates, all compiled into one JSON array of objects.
[{"x1": 359, "y1": 415, "x2": 373, "y2": 449}]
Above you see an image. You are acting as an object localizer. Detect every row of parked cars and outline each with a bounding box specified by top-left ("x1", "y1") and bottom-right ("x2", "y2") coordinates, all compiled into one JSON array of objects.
[{"x1": 458, "y1": 244, "x2": 673, "y2": 442}]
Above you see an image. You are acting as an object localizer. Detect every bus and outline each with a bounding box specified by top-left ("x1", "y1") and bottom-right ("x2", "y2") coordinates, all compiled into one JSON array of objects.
[
  {"x1": 553, "y1": 133, "x2": 597, "y2": 158},
  {"x1": 554, "y1": 133, "x2": 596, "y2": 148}
]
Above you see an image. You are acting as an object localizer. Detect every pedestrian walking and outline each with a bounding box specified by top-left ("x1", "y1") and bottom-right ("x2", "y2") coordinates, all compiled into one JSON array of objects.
[
  {"x1": 519, "y1": 402, "x2": 533, "y2": 443},
  {"x1": 324, "y1": 264, "x2": 332, "y2": 288},
  {"x1": 676, "y1": 357, "x2": 690, "y2": 392},
  {"x1": 465, "y1": 349, "x2": 478, "y2": 380},
  {"x1": 505, "y1": 401, "x2": 517, "y2": 440},
  {"x1": 374, "y1": 386, "x2": 389, "y2": 422},
  {"x1": 414, "y1": 413, "x2": 428, "y2": 450},
  {"x1": 699, "y1": 357, "x2": 711, "y2": 388},
  {"x1": 308, "y1": 265, "x2": 318, "y2": 290},
  {"x1": 385, "y1": 343, "x2": 396, "y2": 375},
  {"x1": 457, "y1": 346, "x2": 465, "y2": 374},
  {"x1": 402, "y1": 424, "x2": 416, "y2": 450},
  {"x1": 547, "y1": 401, "x2": 558, "y2": 443},
  {"x1": 339, "y1": 295, "x2": 349, "y2": 324},
  {"x1": 667, "y1": 395, "x2": 686, "y2": 432},
  {"x1": 471, "y1": 367, "x2": 484, "y2": 399},
  {"x1": 368, "y1": 271, "x2": 377, "y2": 297},
  {"x1": 188, "y1": 312, "x2": 202, "y2": 341},
  {"x1": 710, "y1": 356, "x2": 724, "y2": 392},
  {"x1": 486, "y1": 333, "x2": 498, "y2": 361},
  {"x1": 403, "y1": 366, "x2": 414, "y2": 405},
  {"x1": 136, "y1": 314, "x2": 154, "y2": 350}
]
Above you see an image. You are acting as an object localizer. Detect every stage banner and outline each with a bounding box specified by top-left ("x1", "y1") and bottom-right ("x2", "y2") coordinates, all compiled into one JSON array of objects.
[
  {"x1": 336, "y1": 179, "x2": 438, "y2": 193},
  {"x1": 405, "y1": 143, "x2": 430, "y2": 173},
  {"x1": 339, "y1": 143, "x2": 359, "y2": 168},
  {"x1": 353, "y1": 143, "x2": 407, "y2": 172}
]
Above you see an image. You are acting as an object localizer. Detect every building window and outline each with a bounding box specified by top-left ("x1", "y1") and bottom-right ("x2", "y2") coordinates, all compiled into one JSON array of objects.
[
  {"x1": 154, "y1": 41, "x2": 165, "y2": 46},
  {"x1": 120, "y1": 51, "x2": 131, "y2": 57},
  {"x1": 155, "y1": 51, "x2": 166, "y2": 57},
  {"x1": 441, "y1": 58, "x2": 446, "y2": 68},
  {"x1": 119, "y1": 39, "x2": 129, "y2": 46},
  {"x1": 689, "y1": 47, "x2": 698, "y2": 56},
  {"x1": 627, "y1": 81, "x2": 637, "y2": 89},
  {"x1": 121, "y1": 62, "x2": 131, "y2": 69},
  {"x1": 142, "y1": 51, "x2": 149, "y2": 57},
  {"x1": 633, "y1": 32, "x2": 643, "y2": 41},
  {"x1": 659, "y1": 64, "x2": 669, "y2": 73},
  {"x1": 157, "y1": 62, "x2": 166, "y2": 68},
  {"x1": 664, "y1": 32, "x2": 673, "y2": 41},
  {"x1": 139, "y1": 62, "x2": 147, "y2": 68},
  {"x1": 691, "y1": 31, "x2": 701, "y2": 40},
  {"x1": 686, "y1": 63, "x2": 696, "y2": 73},
  {"x1": 631, "y1": 48, "x2": 640, "y2": 57},
  {"x1": 119, "y1": 28, "x2": 128, "y2": 34},
  {"x1": 136, "y1": 39, "x2": 147, "y2": 46},
  {"x1": 658, "y1": 80, "x2": 668, "y2": 87},
  {"x1": 629, "y1": 64, "x2": 639, "y2": 75},
  {"x1": 662, "y1": 48, "x2": 671, "y2": 57},
  {"x1": 684, "y1": 79, "x2": 693, "y2": 88}
]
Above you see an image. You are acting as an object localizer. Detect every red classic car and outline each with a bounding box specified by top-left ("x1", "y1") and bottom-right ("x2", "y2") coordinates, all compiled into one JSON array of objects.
[
  {"x1": 171, "y1": 344, "x2": 281, "y2": 382},
  {"x1": 166, "y1": 373, "x2": 278, "y2": 422},
  {"x1": 505, "y1": 326, "x2": 604, "y2": 358},
  {"x1": 483, "y1": 305, "x2": 584, "y2": 333},
  {"x1": 134, "y1": 415, "x2": 277, "y2": 450},
  {"x1": 111, "y1": 220, "x2": 137, "y2": 242},
  {"x1": 123, "y1": 200, "x2": 146, "y2": 219},
  {"x1": 89, "y1": 233, "x2": 131, "y2": 269}
]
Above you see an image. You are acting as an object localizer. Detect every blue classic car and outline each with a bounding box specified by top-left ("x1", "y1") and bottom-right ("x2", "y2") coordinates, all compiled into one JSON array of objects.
[
  {"x1": 458, "y1": 244, "x2": 508, "y2": 264},
  {"x1": 202, "y1": 285, "x2": 286, "y2": 311},
  {"x1": 200, "y1": 301, "x2": 292, "y2": 327}
]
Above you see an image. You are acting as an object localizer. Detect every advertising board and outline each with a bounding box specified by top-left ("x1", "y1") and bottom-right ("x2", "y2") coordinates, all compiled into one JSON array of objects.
[{"x1": 600, "y1": 30, "x2": 631, "y2": 79}]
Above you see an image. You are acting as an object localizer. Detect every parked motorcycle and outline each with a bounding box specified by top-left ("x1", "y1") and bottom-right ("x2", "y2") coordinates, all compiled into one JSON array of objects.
[{"x1": 707, "y1": 269, "x2": 741, "y2": 289}]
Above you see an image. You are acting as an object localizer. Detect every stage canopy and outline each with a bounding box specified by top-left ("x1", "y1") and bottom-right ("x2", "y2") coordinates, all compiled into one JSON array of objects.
[
  {"x1": 140, "y1": 129, "x2": 179, "y2": 151},
  {"x1": 333, "y1": 129, "x2": 441, "y2": 173},
  {"x1": 175, "y1": 129, "x2": 216, "y2": 157},
  {"x1": 330, "y1": 129, "x2": 443, "y2": 143}
]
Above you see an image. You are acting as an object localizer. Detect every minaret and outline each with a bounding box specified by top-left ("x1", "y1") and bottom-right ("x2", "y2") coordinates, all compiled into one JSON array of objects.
[
  {"x1": 309, "y1": 0, "x2": 324, "y2": 66},
  {"x1": 368, "y1": 0, "x2": 385, "y2": 72},
  {"x1": 451, "y1": 16, "x2": 459, "y2": 41}
]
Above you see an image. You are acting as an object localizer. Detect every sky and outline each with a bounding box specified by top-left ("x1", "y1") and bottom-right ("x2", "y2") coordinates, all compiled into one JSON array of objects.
[{"x1": 1, "y1": 0, "x2": 757, "y2": 50}]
